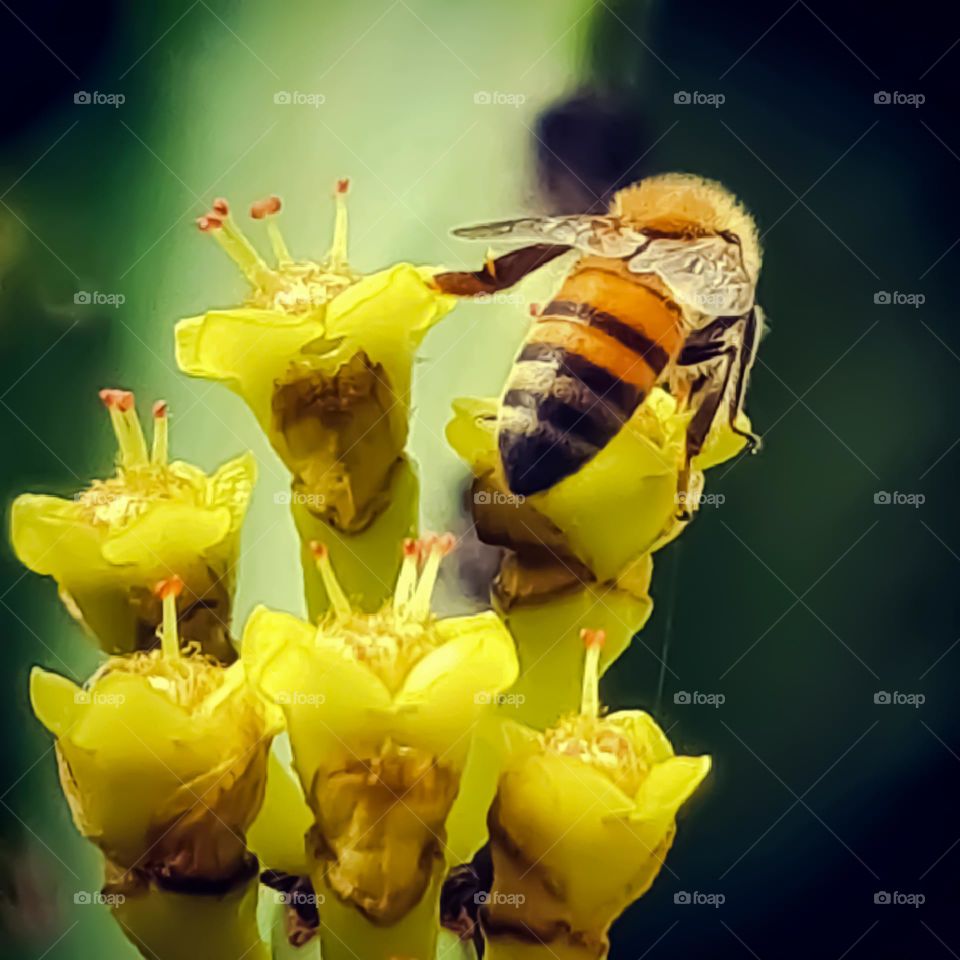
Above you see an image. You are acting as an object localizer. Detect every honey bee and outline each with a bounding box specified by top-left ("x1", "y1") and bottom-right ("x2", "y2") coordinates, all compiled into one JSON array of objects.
[{"x1": 433, "y1": 173, "x2": 764, "y2": 504}]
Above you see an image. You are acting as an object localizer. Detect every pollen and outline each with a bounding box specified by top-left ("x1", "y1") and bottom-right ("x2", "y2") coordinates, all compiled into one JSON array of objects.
[
  {"x1": 307, "y1": 535, "x2": 458, "y2": 693},
  {"x1": 541, "y1": 627, "x2": 652, "y2": 796},
  {"x1": 77, "y1": 391, "x2": 202, "y2": 528},
  {"x1": 198, "y1": 179, "x2": 360, "y2": 314}
]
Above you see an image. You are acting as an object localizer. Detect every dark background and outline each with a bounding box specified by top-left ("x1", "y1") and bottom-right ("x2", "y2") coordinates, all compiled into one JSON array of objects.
[{"x1": 1, "y1": 1, "x2": 959, "y2": 958}]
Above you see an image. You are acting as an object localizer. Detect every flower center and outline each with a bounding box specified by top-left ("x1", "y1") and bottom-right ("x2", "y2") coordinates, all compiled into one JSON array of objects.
[
  {"x1": 542, "y1": 629, "x2": 651, "y2": 796},
  {"x1": 197, "y1": 180, "x2": 359, "y2": 315},
  {"x1": 309, "y1": 535, "x2": 456, "y2": 693},
  {"x1": 87, "y1": 576, "x2": 245, "y2": 714},
  {"x1": 77, "y1": 392, "x2": 201, "y2": 528}
]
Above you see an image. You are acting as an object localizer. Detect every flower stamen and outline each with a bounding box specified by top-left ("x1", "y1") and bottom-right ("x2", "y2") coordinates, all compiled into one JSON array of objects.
[
  {"x1": 310, "y1": 542, "x2": 352, "y2": 620},
  {"x1": 197, "y1": 198, "x2": 278, "y2": 292},
  {"x1": 326, "y1": 178, "x2": 350, "y2": 271},
  {"x1": 250, "y1": 194, "x2": 292, "y2": 264},
  {"x1": 580, "y1": 628, "x2": 605, "y2": 719},
  {"x1": 151, "y1": 401, "x2": 168, "y2": 466},
  {"x1": 409, "y1": 533, "x2": 455, "y2": 621},
  {"x1": 154, "y1": 575, "x2": 184, "y2": 661},
  {"x1": 393, "y1": 538, "x2": 421, "y2": 609},
  {"x1": 99, "y1": 388, "x2": 149, "y2": 470}
]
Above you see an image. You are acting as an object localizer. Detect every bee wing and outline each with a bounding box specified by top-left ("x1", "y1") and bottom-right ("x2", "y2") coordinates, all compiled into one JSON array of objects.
[
  {"x1": 627, "y1": 235, "x2": 755, "y2": 315},
  {"x1": 452, "y1": 216, "x2": 646, "y2": 257}
]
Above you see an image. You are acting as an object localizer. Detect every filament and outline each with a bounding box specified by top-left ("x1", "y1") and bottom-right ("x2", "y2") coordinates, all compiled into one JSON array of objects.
[
  {"x1": 155, "y1": 576, "x2": 184, "y2": 661},
  {"x1": 310, "y1": 541, "x2": 351, "y2": 619},
  {"x1": 99, "y1": 389, "x2": 148, "y2": 470}
]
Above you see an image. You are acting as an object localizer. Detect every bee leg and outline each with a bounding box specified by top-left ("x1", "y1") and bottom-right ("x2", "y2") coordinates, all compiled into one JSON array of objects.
[
  {"x1": 431, "y1": 243, "x2": 570, "y2": 296},
  {"x1": 673, "y1": 343, "x2": 738, "y2": 518}
]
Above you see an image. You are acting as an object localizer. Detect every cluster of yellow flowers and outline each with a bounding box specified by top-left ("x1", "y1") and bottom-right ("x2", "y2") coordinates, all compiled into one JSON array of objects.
[{"x1": 11, "y1": 182, "x2": 751, "y2": 960}]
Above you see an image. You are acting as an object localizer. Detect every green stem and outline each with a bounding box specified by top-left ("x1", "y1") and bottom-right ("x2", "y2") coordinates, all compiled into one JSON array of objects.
[
  {"x1": 313, "y1": 869, "x2": 442, "y2": 960},
  {"x1": 291, "y1": 457, "x2": 419, "y2": 616},
  {"x1": 109, "y1": 872, "x2": 269, "y2": 960},
  {"x1": 497, "y1": 581, "x2": 653, "y2": 730}
]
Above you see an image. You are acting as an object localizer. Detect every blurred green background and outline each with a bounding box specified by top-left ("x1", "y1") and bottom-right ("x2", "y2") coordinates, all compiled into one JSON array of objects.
[{"x1": 1, "y1": 1, "x2": 958, "y2": 957}]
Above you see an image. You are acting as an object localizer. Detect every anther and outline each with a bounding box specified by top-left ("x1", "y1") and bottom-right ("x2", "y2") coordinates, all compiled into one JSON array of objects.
[
  {"x1": 250, "y1": 195, "x2": 282, "y2": 219},
  {"x1": 310, "y1": 541, "x2": 352, "y2": 619}
]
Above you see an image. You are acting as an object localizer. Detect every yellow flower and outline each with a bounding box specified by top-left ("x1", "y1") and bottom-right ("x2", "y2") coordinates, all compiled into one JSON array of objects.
[
  {"x1": 446, "y1": 388, "x2": 750, "y2": 583},
  {"x1": 241, "y1": 535, "x2": 519, "y2": 926},
  {"x1": 175, "y1": 183, "x2": 456, "y2": 532},
  {"x1": 29, "y1": 577, "x2": 281, "y2": 886},
  {"x1": 483, "y1": 631, "x2": 710, "y2": 959},
  {"x1": 11, "y1": 391, "x2": 255, "y2": 661}
]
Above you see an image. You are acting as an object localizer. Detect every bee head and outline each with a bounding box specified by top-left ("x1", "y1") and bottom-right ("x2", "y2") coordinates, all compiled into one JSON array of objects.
[{"x1": 611, "y1": 173, "x2": 761, "y2": 281}]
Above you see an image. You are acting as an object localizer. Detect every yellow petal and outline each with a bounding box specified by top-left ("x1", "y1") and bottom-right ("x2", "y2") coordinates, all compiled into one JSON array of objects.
[
  {"x1": 629, "y1": 754, "x2": 711, "y2": 825},
  {"x1": 11, "y1": 494, "x2": 103, "y2": 579},
  {"x1": 175, "y1": 307, "x2": 326, "y2": 430},
  {"x1": 394, "y1": 612, "x2": 519, "y2": 760},
  {"x1": 207, "y1": 452, "x2": 258, "y2": 533},
  {"x1": 29, "y1": 667, "x2": 84, "y2": 738},
  {"x1": 101, "y1": 503, "x2": 233, "y2": 566}
]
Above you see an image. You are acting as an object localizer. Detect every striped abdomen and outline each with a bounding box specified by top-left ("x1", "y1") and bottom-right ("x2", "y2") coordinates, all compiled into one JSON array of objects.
[{"x1": 498, "y1": 264, "x2": 684, "y2": 496}]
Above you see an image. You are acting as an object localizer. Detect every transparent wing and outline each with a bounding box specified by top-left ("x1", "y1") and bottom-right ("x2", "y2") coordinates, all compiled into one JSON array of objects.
[
  {"x1": 627, "y1": 235, "x2": 755, "y2": 315},
  {"x1": 452, "y1": 216, "x2": 646, "y2": 257}
]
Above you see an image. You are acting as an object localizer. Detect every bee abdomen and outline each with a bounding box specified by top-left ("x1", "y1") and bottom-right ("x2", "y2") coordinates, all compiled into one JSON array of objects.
[{"x1": 497, "y1": 342, "x2": 643, "y2": 496}]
